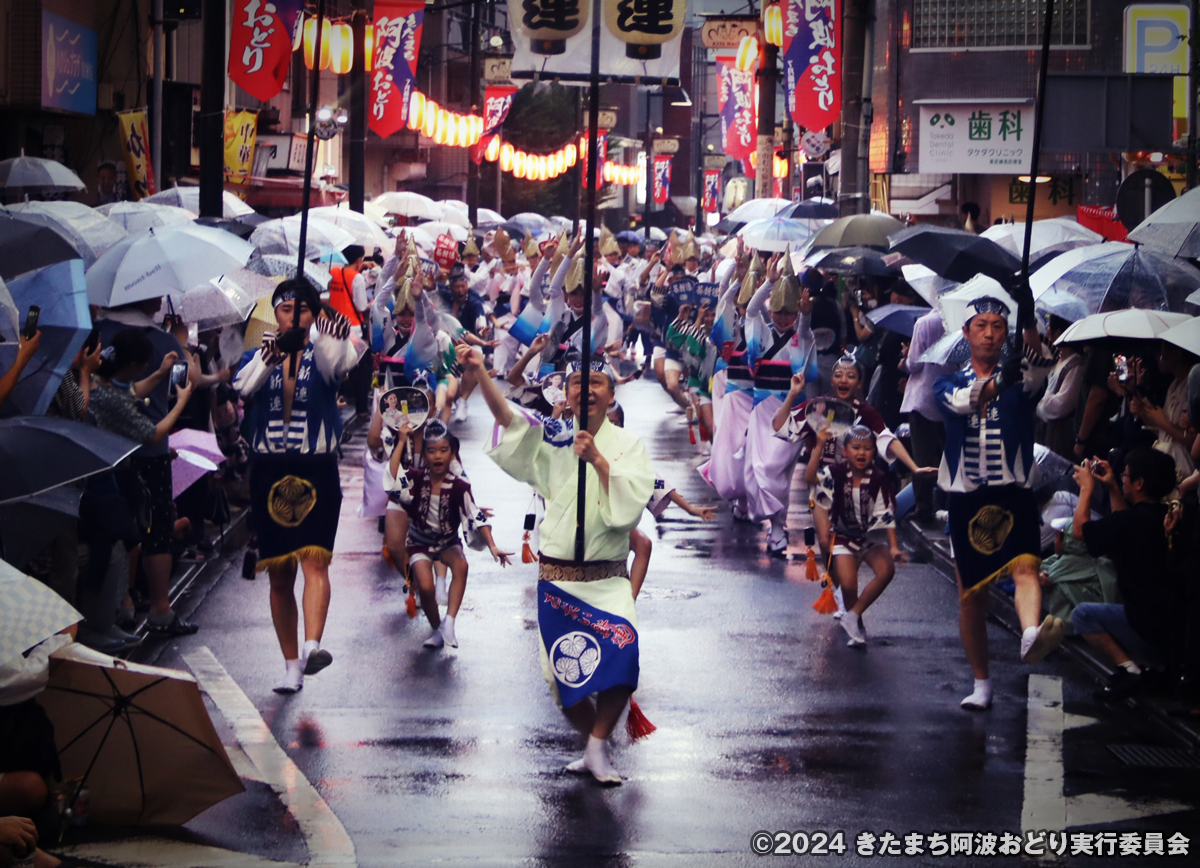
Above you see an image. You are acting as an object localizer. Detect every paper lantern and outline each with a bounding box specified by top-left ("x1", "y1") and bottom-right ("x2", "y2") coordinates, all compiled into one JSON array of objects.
[
  {"x1": 330, "y1": 22, "x2": 353, "y2": 74},
  {"x1": 514, "y1": 151, "x2": 527, "y2": 177},
  {"x1": 604, "y1": 0, "x2": 686, "y2": 60},
  {"x1": 763, "y1": 2, "x2": 783, "y2": 48},
  {"x1": 565, "y1": 143, "x2": 578, "y2": 167},
  {"x1": 508, "y1": 0, "x2": 588, "y2": 56},
  {"x1": 500, "y1": 143, "x2": 514, "y2": 171},
  {"x1": 485, "y1": 136, "x2": 501, "y2": 161},
  {"x1": 461, "y1": 116, "x2": 475, "y2": 146},
  {"x1": 735, "y1": 35, "x2": 758, "y2": 72},
  {"x1": 433, "y1": 109, "x2": 448, "y2": 144},
  {"x1": 447, "y1": 113, "x2": 461, "y2": 147},
  {"x1": 407, "y1": 92, "x2": 426, "y2": 131},
  {"x1": 303, "y1": 16, "x2": 331, "y2": 71},
  {"x1": 364, "y1": 23, "x2": 374, "y2": 72},
  {"x1": 422, "y1": 100, "x2": 438, "y2": 138},
  {"x1": 554, "y1": 150, "x2": 565, "y2": 175}
]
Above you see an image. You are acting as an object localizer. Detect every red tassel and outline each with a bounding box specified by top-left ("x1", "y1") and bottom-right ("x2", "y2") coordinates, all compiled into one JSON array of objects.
[
  {"x1": 381, "y1": 545, "x2": 395, "y2": 570},
  {"x1": 688, "y1": 421, "x2": 697, "y2": 445},
  {"x1": 805, "y1": 546, "x2": 818, "y2": 581},
  {"x1": 405, "y1": 582, "x2": 418, "y2": 618},
  {"x1": 521, "y1": 531, "x2": 537, "y2": 564},
  {"x1": 812, "y1": 581, "x2": 839, "y2": 614},
  {"x1": 699, "y1": 417, "x2": 712, "y2": 442},
  {"x1": 626, "y1": 698, "x2": 657, "y2": 741}
]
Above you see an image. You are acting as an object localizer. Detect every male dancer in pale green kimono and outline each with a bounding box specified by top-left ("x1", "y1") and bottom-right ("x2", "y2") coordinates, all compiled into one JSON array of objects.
[{"x1": 457, "y1": 344, "x2": 655, "y2": 785}]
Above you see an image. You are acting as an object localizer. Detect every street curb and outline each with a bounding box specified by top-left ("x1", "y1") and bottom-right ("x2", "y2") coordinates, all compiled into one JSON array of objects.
[{"x1": 898, "y1": 517, "x2": 1200, "y2": 749}]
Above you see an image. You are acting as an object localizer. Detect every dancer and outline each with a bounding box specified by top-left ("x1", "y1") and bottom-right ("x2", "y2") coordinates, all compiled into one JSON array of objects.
[
  {"x1": 235, "y1": 278, "x2": 363, "y2": 694},
  {"x1": 935, "y1": 291, "x2": 1060, "y2": 710},
  {"x1": 465, "y1": 344, "x2": 655, "y2": 785},
  {"x1": 385, "y1": 419, "x2": 510, "y2": 649},
  {"x1": 808, "y1": 425, "x2": 904, "y2": 647}
]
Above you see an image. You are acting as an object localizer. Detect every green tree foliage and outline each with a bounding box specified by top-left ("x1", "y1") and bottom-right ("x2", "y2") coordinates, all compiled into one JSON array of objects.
[{"x1": 486, "y1": 82, "x2": 579, "y2": 220}]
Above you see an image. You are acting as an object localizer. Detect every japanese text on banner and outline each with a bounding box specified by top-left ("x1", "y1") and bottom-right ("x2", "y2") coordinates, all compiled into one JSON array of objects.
[
  {"x1": 117, "y1": 110, "x2": 156, "y2": 201},
  {"x1": 228, "y1": 0, "x2": 305, "y2": 103},
  {"x1": 717, "y1": 54, "x2": 756, "y2": 162},
  {"x1": 782, "y1": 0, "x2": 840, "y2": 132},
  {"x1": 224, "y1": 110, "x2": 259, "y2": 186},
  {"x1": 703, "y1": 169, "x2": 721, "y2": 213},
  {"x1": 371, "y1": 1, "x2": 426, "y2": 138},
  {"x1": 483, "y1": 84, "x2": 518, "y2": 136},
  {"x1": 652, "y1": 155, "x2": 672, "y2": 204}
]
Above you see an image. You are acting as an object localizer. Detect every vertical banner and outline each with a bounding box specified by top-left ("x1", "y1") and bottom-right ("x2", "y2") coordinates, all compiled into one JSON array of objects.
[
  {"x1": 482, "y1": 83, "x2": 519, "y2": 136},
  {"x1": 581, "y1": 132, "x2": 608, "y2": 189},
  {"x1": 717, "y1": 54, "x2": 757, "y2": 162},
  {"x1": 652, "y1": 155, "x2": 672, "y2": 204},
  {"x1": 228, "y1": 0, "x2": 305, "y2": 103},
  {"x1": 371, "y1": 1, "x2": 426, "y2": 138},
  {"x1": 703, "y1": 169, "x2": 721, "y2": 213},
  {"x1": 117, "y1": 110, "x2": 156, "y2": 200},
  {"x1": 223, "y1": 110, "x2": 258, "y2": 186},
  {"x1": 783, "y1": 0, "x2": 840, "y2": 131}
]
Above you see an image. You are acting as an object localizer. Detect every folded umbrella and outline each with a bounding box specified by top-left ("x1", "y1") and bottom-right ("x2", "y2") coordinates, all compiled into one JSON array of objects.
[
  {"x1": 39, "y1": 642, "x2": 244, "y2": 825},
  {"x1": 1029, "y1": 242, "x2": 1200, "y2": 316},
  {"x1": 3, "y1": 202, "x2": 128, "y2": 269},
  {"x1": 889, "y1": 223, "x2": 1020, "y2": 286},
  {"x1": 86, "y1": 224, "x2": 254, "y2": 308},
  {"x1": 865, "y1": 303, "x2": 930, "y2": 338},
  {"x1": 1054, "y1": 309, "x2": 1192, "y2": 345},
  {"x1": 808, "y1": 213, "x2": 906, "y2": 251},
  {"x1": 96, "y1": 201, "x2": 196, "y2": 233},
  {"x1": 0, "y1": 153, "x2": 85, "y2": 194},
  {"x1": 144, "y1": 186, "x2": 255, "y2": 218},
  {"x1": 0, "y1": 259, "x2": 92, "y2": 417},
  {"x1": 0, "y1": 214, "x2": 79, "y2": 281},
  {"x1": 0, "y1": 557, "x2": 82, "y2": 667},
  {"x1": 0, "y1": 485, "x2": 82, "y2": 569},
  {"x1": 0, "y1": 416, "x2": 139, "y2": 505}
]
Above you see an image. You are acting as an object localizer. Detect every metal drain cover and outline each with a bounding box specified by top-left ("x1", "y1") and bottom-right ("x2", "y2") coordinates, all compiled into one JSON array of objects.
[{"x1": 1108, "y1": 744, "x2": 1200, "y2": 769}]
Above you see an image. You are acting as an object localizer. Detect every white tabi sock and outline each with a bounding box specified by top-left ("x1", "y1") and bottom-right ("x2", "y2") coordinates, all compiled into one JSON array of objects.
[
  {"x1": 583, "y1": 734, "x2": 622, "y2": 785},
  {"x1": 961, "y1": 678, "x2": 992, "y2": 710},
  {"x1": 273, "y1": 659, "x2": 304, "y2": 694}
]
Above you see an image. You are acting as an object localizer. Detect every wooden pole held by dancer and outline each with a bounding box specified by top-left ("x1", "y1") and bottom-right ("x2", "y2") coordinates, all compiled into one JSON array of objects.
[{"x1": 1016, "y1": 0, "x2": 1055, "y2": 328}]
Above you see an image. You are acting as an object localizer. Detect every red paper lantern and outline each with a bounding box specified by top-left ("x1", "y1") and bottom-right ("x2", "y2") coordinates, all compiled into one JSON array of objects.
[{"x1": 303, "y1": 16, "x2": 331, "y2": 71}]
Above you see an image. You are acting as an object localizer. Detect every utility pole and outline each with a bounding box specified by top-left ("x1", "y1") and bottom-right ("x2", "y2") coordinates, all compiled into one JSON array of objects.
[
  {"x1": 467, "y1": 0, "x2": 483, "y2": 226},
  {"x1": 198, "y1": 0, "x2": 225, "y2": 217},
  {"x1": 839, "y1": 0, "x2": 872, "y2": 215},
  {"x1": 151, "y1": 0, "x2": 163, "y2": 191},
  {"x1": 644, "y1": 92, "x2": 653, "y2": 243},
  {"x1": 349, "y1": 0, "x2": 367, "y2": 212},
  {"x1": 1188, "y1": 0, "x2": 1198, "y2": 190},
  {"x1": 755, "y1": 41, "x2": 778, "y2": 199}
]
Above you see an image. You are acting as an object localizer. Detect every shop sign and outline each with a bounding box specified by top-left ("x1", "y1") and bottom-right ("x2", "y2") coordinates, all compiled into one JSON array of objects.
[
  {"x1": 918, "y1": 103, "x2": 1032, "y2": 174},
  {"x1": 42, "y1": 11, "x2": 97, "y2": 115}
]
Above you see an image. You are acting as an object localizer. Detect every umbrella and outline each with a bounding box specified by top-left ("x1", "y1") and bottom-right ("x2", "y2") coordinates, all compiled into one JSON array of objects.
[
  {"x1": 86, "y1": 224, "x2": 254, "y2": 308},
  {"x1": 97, "y1": 201, "x2": 196, "y2": 233},
  {"x1": 192, "y1": 214, "x2": 264, "y2": 241},
  {"x1": 497, "y1": 220, "x2": 531, "y2": 241},
  {"x1": 1029, "y1": 242, "x2": 1200, "y2": 316},
  {"x1": 980, "y1": 218, "x2": 1102, "y2": 258},
  {"x1": 864, "y1": 303, "x2": 929, "y2": 338},
  {"x1": 372, "y1": 191, "x2": 442, "y2": 221},
  {"x1": 548, "y1": 215, "x2": 573, "y2": 234},
  {"x1": 616, "y1": 230, "x2": 642, "y2": 245},
  {"x1": 737, "y1": 216, "x2": 813, "y2": 252},
  {"x1": 809, "y1": 245, "x2": 897, "y2": 277},
  {"x1": 0, "y1": 416, "x2": 138, "y2": 504},
  {"x1": 306, "y1": 205, "x2": 395, "y2": 255},
  {"x1": 1187, "y1": 287, "x2": 1200, "y2": 308},
  {"x1": 144, "y1": 187, "x2": 255, "y2": 218},
  {"x1": 171, "y1": 449, "x2": 222, "y2": 499},
  {"x1": 437, "y1": 198, "x2": 470, "y2": 212},
  {"x1": 1126, "y1": 183, "x2": 1200, "y2": 258},
  {"x1": 0, "y1": 274, "x2": 17, "y2": 342},
  {"x1": 243, "y1": 295, "x2": 281, "y2": 351},
  {"x1": 472, "y1": 207, "x2": 507, "y2": 226},
  {"x1": 1035, "y1": 287, "x2": 1091, "y2": 323},
  {"x1": 249, "y1": 216, "x2": 355, "y2": 260},
  {"x1": 0, "y1": 153, "x2": 85, "y2": 194},
  {"x1": 0, "y1": 557, "x2": 82, "y2": 666},
  {"x1": 432, "y1": 207, "x2": 471, "y2": 229},
  {"x1": 1160, "y1": 316, "x2": 1200, "y2": 357},
  {"x1": 417, "y1": 221, "x2": 469, "y2": 243},
  {"x1": 0, "y1": 213, "x2": 79, "y2": 281},
  {"x1": 39, "y1": 642, "x2": 244, "y2": 825},
  {"x1": 808, "y1": 213, "x2": 905, "y2": 251},
  {"x1": 507, "y1": 212, "x2": 551, "y2": 237},
  {"x1": 167, "y1": 271, "x2": 268, "y2": 331},
  {"x1": 0, "y1": 485, "x2": 82, "y2": 569},
  {"x1": 0, "y1": 259, "x2": 91, "y2": 417},
  {"x1": 392, "y1": 225, "x2": 438, "y2": 252},
  {"x1": 920, "y1": 274, "x2": 1019, "y2": 366},
  {"x1": 3, "y1": 202, "x2": 128, "y2": 269},
  {"x1": 1054, "y1": 309, "x2": 1192, "y2": 345},
  {"x1": 777, "y1": 198, "x2": 839, "y2": 220},
  {"x1": 900, "y1": 263, "x2": 960, "y2": 307},
  {"x1": 724, "y1": 197, "x2": 793, "y2": 226},
  {"x1": 889, "y1": 223, "x2": 1020, "y2": 286},
  {"x1": 244, "y1": 254, "x2": 332, "y2": 291}
]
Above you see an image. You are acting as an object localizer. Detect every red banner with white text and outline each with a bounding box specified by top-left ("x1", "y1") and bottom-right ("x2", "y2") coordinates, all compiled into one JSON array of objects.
[
  {"x1": 702, "y1": 169, "x2": 721, "y2": 213},
  {"x1": 716, "y1": 54, "x2": 757, "y2": 162},
  {"x1": 370, "y1": 1, "x2": 426, "y2": 138},
  {"x1": 652, "y1": 155, "x2": 672, "y2": 205},
  {"x1": 228, "y1": 0, "x2": 306, "y2": 102},
  {"x1": 782, "y1": 0, "x2": 841, "y2": 132}
]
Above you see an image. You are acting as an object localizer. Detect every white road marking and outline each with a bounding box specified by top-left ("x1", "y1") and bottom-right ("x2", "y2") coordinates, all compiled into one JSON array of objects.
[
  {"x1": 57, "y1": 838, "x2": 301, "y2": 868},
  {"x1": 1023, "y1": 674, "x2": 1191, "y2": 847},
  {"x1": 185, "y1": 646, "x2": 357, "y2": 867}
]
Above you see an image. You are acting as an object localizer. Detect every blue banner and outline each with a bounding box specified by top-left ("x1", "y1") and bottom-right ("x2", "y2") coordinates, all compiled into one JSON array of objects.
[
  {"x1": 41, "y1": 11, "x2": 97, "y2": 115},
  {"x1": 538, "y1": 583, "x2": 639, "y2": 709}
]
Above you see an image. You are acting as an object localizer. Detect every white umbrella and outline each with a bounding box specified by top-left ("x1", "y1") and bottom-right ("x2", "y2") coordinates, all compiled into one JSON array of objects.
[
  {"x1": 474, "y1": 207, "x2": 506, "y2": 225},
  {"x1": 97, "y1": 201, "x2": 196, "y2": 233},
  {"x1": 244, "y1": 255, "x2": 332, "y2": 292},
  {"x1": 167, "y1": 270, "x2": 272, "y2": 331},
  {"x1": 3, "y1": 202, "x2": 127, "y2": 268},
  {"x1": 418, "y1": 221, "x2": 469, "y2": 242},
  {"x1": 920, "y1": 274, "x2": 1019, "y2": 365},
  {"x1": 144, "y1": 187, "x2": 255, "y2": 218},
  {"x1": 1159, "y1": 316, "x2": 1200, "y2": 357},
  {"x1": 390, "y1": 225, "x2": 437, "y2": 252},
  {"x1": 372, "y1": 191, "x2": 442, "y2": 221},
  {"x1": 1054, "y1": 309, "x2": 1192, "y2": 345},
  {"x1": 981, "y1": 218, "x2": 1102, "y2": 257},
  {"x1": 437, "y1": 199, "x2": 470, "y2": 212},
  {"x1": 724, "y1": 197, "x2": 793, "y2": 226},
  {"x1": 86, "y1": 224, "x2": 254, "y2": 307},
  {"x1": 249, "y1": 216, "x2": 356, "y2": 259},
  {"x1": 306, "y1": 206, "x2": 395, "y2": 255},
  {"x1": 432, "y1": 207, "x2": 471, "y2": 229},
  {"x1": 1187, "y1": 287, "x2": 1200, "y2": 308},
  {"x1": 0, "y1": 556, "x2": 82, "y2": 667},
  {"x1": 737, "y1": 216, "x2": 812, "y2": 252},
  {"x1": 0, "y1": 153, "x2": 85, "y2": 193}
]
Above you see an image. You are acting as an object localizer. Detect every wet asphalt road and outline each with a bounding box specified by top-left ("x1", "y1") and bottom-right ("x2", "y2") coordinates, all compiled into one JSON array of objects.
[{"x1": 128, "y1": 379, "x2": 1198, "y2": 867}]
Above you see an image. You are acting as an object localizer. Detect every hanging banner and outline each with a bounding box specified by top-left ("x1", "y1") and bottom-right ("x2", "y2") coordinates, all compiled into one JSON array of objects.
[
  {"x1": 223, "y1": 110, "x2": 258, "y2": 186},
  {"x1": 117, "y1": 110, "x2": 156, "y2": 201},
  {"x1": 717, "y1": 54, "x2": 757, "y2": 162},
  {"x1": 228, "y1": 0, "x2": 305, "y2": 103},
  {"x1": 582, "y1": 132, "x2": 608, "y2": 189},
  {"x1": 483, "y1": 83, "x2": 519, "y2": 136},
  {"x1": 371, "y1": 0, "x2": 426, "y2": 138},
  {"x1": 508, "y1": 0, "x2": 683, "y2": 81},
  {"x1": 652, "y1": 155, "x2": 672, "y2": 205},
  {"x1": 703, "y1": 169, "x2": 721, "y2": 213},
  {"x1": 782, "y1": 0, "x2": 840, "y2": 131}
]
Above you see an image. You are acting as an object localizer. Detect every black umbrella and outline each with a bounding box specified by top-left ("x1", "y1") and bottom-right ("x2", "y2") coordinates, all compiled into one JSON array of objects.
[
  {"x1": 0, "y1": 212, "x2": 79, "y2": 281},
  {"x1": 0, "y1": 485, "x2": 81, "y2": 567},
  {"x1": 194, "y1": 214, "x2": 269, "y2": 240},
  {"x1": 0, "y1": 417, "x2": 138, "y2": 504},
  {"x1": 778, "y1": 199, "x2": 839, "y2": 220},
  {"x1": 889, "y1": 224, "x2": 1020, "y2": 287},
  {"x1": 810, "y1": 245, "x2": 898, "y2": 277},
  {"x1": 713, "y1": 216, "x2": 744, "y2": 235}
]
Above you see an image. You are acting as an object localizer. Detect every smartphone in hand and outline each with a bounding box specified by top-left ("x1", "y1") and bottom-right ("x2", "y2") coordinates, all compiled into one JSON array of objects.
[
  {"x1": 23, "y1": 305, "x2": 40, "y2": 339},
  {"x1": 170, "y1": 361, "x2": 189, "y2": 389}
]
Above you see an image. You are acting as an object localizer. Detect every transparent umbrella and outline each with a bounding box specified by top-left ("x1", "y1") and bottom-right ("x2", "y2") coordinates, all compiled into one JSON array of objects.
[
  {"x1": 417, "y1": 221, "x2": 469, "y2": 242},
  {"x1": 3, "y1": 202, "x2": 127, "y2": 268},
  {"x1": 97, "y1": 201, "x2": 196, "y2": 233},
  {"x1": 981, "y1": 217, "x2": 1102, "y2": 257},
  {"x1": 249, "y1": 217, "x2": 355, "y2": 259},
  {"x1": 167, "y1": 269, "x2": 273, "y2": 331},
  {"x1": 244, "y1": 254, "x2": 332, "y2": 291},
  {"x1": 737, "y1": 216, "x2": 812, "y2": 252},
  {"x1": 144, "y1": 187, "x2": 255, "y2": 218},
  {"x1": 900, "y1": 263, "x2": 960, "y2": 307},
  {"x1": 1126, "y1": 183, "x2": 1200, "y2": 258},
  {"x1": 473, "y1": 207, "x2": 507, "y2": 225},
  {"x1": 434, "y1": 207, "x2": 471, "y2": 229},
  {"x1": 0, "y1": 153, "x2": 85, "y2": 194},
  {"x1": 1054, "y1": 309, "x2": 1192, "y2": 345},
  {"x1": 724, "y1": 197, "x2": 793, "y2": 225},
  {"x1": 920, "y1": 275, "x2": 1019, "y2": 366},
  {"x1": 372, "y1": 191, "x2": 442, "y2": 221},
  {"x1": 306, "y1": 205, "x2": 394, "y2": 255},
  {"x1": 1029, "y1": 242, "x2": 1200, "y2": 315}
]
